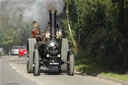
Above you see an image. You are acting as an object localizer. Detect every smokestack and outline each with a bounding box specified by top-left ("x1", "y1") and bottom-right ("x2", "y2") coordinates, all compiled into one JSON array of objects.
[{"x1": 49, "y1": 10, "x2": 57, "y2": 38}]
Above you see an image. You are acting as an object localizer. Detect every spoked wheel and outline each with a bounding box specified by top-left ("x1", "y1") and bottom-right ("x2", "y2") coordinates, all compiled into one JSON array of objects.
[
  {"x1": 67, "y1": 51, "x2": 74, "y2": 76},
  {"x1": 33, "y1": 49, "x2": 40, "y2": 76},
  {"x1": 27, "y1": 38, "x2": 36, "y2": 73}
]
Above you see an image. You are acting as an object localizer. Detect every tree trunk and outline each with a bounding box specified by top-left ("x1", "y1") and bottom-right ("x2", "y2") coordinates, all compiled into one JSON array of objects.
[
  {"x1": 119, "y1": 0, "x2": 124, "y2": 28},
  {"x1": 66, "y1": 1, "x2": 77, "y2": 49},
  {"x1": 118, "y1": 0, "x2": 128, "y2": 72}
]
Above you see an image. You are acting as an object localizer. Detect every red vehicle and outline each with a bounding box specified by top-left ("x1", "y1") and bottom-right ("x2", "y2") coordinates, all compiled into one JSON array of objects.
[{"x1": 18, "y1": 46, "x2": 27, "y2": 57}]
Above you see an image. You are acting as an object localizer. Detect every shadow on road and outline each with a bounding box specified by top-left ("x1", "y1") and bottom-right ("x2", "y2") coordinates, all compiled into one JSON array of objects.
[{"x1": 39, "y1": 67, "x2": 64, "y2": 75}]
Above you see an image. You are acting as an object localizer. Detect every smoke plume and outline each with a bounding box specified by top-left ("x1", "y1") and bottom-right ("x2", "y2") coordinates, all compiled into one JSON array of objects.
[{"x1": 4, "y1": 0, "x2": 64, "y2": 30}]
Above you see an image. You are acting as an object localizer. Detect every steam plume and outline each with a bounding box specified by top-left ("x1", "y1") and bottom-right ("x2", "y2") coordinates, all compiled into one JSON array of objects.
[{"x1": 4, "y1": 0, "x2": 64, "y2": 30}]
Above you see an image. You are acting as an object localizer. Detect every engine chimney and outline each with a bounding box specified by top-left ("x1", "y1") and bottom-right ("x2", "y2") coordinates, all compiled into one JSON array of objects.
[{"x1": 49, "y1": 10, "x2": 57, "y2": 38}]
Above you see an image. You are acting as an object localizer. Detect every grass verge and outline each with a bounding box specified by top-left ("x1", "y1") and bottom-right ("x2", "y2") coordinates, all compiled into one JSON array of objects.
[
  {"x1": 75, "y1": 57, "x2": 128, "y2": 81},
  {"x1": 101, "y1": 72, "x2": 128, "y2": 81}
]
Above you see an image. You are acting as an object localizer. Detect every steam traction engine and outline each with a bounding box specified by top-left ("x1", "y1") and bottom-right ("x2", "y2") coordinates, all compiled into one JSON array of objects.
[{"x1": 27, "y1": 10, "x2": 74, "y2": 76}]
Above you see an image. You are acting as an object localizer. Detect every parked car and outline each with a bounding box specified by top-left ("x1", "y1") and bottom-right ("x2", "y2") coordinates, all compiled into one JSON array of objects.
[
  {"x1": 0, "y1": 46, "x2": 4, "y2": 56},
  {"x1": 18, "y1": 46, "x2": 27, "y2": 57},
  {"x1": 11, "y1": 46, "x2": 21, "y2": 55}
]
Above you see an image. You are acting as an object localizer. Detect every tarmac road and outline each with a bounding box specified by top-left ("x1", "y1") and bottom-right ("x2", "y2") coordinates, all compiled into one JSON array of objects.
[
  {"x1": 0, "y1": 56, "x2": 37, "y2": 85},
  {"x1": 0, "y1": 56, "x2": 121, "y2": 85}
]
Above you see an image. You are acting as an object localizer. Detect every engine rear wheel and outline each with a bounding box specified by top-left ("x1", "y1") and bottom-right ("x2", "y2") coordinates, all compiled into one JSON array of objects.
[
  {"x1": 61, "y1": 38, "x2": 69, "y2": 72},
  {"x1": 67, "y1": 51, "x2": 74, "y2": 76},
  {"x1": 27, "y1": 38, "x2": 36, "y2": 73},
  {"x1": 33, "y1": 49, "x2": 40, "y2": 76}
]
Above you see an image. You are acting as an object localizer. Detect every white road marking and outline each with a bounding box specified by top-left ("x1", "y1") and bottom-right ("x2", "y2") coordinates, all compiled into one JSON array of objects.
[
  {"x1": 9, "y1": 63, "x2": 43, "y2": 85},
  {"x1": 8, "y1": 57, "x2": 121, "y2": 85},
  {"x1": 0, "y1": 59, "x2": 1, "y2": 83}
]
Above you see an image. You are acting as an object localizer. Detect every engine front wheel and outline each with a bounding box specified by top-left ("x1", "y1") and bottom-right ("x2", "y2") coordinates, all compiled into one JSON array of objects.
[
  {"x1": 67, "y1": 51, "x2": 74, "y2": 76},
  {"x1": 33, "y1": 49, "x2": 40, "y2": 76}
]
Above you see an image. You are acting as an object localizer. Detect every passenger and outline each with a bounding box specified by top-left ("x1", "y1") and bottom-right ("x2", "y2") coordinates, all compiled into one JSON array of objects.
[
  {"x1": 45, "y1": 22, "x2": 51, "y2": 39},
  {"x1": 45, "y1": 22, "x2": 61, "y2": 39},
  {"x1": 46, "y1": 22, "x2": 50, "y2": 32}
]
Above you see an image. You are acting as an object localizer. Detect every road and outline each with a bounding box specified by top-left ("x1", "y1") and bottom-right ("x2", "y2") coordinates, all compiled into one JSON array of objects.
[
  {"x1": 0, "y1": 56, "x2": 120, "y2": 85},
  {"x1": 0, "y1": 56, "x2": 37, "y2": 85}
]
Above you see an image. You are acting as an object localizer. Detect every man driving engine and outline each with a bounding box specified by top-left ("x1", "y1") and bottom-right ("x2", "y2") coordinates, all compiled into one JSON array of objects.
[{"x1": 32, "y1": 21, "x2": 41, "y2": 37}]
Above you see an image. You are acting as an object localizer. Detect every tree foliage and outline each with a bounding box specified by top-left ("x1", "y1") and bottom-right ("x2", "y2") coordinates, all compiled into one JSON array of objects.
[
  {"x1": 0, "y1": 10, "x2": 31, "y2": 52},
  {"x1": 0, "y1": 0, "x2": 128, "y2": 72},
  {"x1": 62, "y1": 0, "x2": 128, "y2": 73}
]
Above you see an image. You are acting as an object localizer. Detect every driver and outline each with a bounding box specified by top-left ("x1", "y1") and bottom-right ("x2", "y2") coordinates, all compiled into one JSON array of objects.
[{"x1": 32, "y1": 21, "x2": 41, "y2": 37}]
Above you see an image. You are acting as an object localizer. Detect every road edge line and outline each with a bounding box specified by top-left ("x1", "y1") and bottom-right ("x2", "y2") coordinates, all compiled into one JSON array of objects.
[{"x1": 9, "y1": 63, "x2": 43, "y2": 85}]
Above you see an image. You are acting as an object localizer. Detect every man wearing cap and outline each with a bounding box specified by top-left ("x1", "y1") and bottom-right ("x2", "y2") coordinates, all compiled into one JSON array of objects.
[{"x1": 32, "y1": 21, "x2": 41, "y2": 37}]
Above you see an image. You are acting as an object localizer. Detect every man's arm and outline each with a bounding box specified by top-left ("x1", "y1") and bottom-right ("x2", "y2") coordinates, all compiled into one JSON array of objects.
[{"x1": 37, "y1": 25, "x2": 41, "y2": 34}]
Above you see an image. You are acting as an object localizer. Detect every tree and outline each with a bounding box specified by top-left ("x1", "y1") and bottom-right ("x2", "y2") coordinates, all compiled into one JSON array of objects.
[
  {"x1": 65, "y1": 0, "x2": 77, "y2": 48},
  {"x1": 62, "y1": 0, "x2": 128, "y2": 72}
]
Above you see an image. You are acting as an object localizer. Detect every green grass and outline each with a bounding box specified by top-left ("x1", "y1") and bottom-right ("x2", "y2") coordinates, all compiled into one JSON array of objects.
[
  {"x1": 75, "y1": 57, "x2": 128, "y2": 81},
  {"x1": 75, "y1": 64, "x2": 128, "y2": 81},
  {"x1": 101, "y1": 72, "x2": 128, "y2": 81}
]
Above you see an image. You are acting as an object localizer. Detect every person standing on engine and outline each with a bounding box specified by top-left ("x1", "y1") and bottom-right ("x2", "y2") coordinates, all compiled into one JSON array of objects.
[
  {"x1": 32, "y1": 21, "x2": 41, "y2": 33},
  {"x1": 46, "y1": 22, "x2": 50, "y2": 32},
  {"x1": 45, "y1": 22, "x2": 51, "y2": 39},
  {"x1": 32, "y1": 21, "x2": 41, "y2": 37}
]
